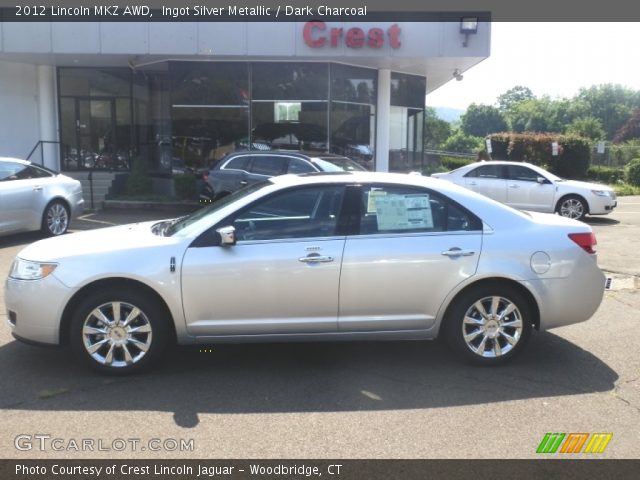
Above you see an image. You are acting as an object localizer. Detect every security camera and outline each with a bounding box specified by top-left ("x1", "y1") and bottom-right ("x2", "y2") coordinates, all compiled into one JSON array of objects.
[{"x1": 453, "y1": 69, "x2": 463, "y2": 81}]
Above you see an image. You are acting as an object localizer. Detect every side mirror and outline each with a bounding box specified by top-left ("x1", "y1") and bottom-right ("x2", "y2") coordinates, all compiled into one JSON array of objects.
[
  {"x1": 537, "y1": 176, "x2": 547, "y2": 184},
  {"x1": 216, "y1": 225, "x2": 236, "y2": 247}
]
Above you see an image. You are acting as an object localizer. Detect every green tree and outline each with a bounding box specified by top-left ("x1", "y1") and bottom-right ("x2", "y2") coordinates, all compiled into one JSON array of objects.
[
  {"x1": 441, "y1": 130, "x2": 484, "y2": 154},
  {"x1": 460, "y1": 104, "x2": 508, "y2": 137},
  {"x1": 508, "y1": 99, "x2": 552, "y2": 133},
  {"x1": 613, "y1": 108, "x2": 640, "y2": 143},
  {"x1": 566, "y1": 116, "x2": 606, "y2": 140},
  {"x1": 577, "y1": 84, "x2": 640, "y2": 139},
  {"x1": 423, "y1": 107, "x2": 452, "y2": 149},
  {"x1": 497, "y1": 86, "x2": 534, "y2": 112}
]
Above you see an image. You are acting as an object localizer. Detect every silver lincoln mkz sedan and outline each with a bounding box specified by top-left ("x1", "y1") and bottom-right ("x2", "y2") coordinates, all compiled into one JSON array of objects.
[{"x1": 5, "y1": 172, "x2": 606, "y2": 374}]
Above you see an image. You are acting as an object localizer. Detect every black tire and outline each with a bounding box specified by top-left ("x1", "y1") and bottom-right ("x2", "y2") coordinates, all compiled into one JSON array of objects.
[
  {"x1": 442, "y1": 284, "x2": 533, "y2": 366},
  {"x1": 556, "y1": 195, "x2": 588, "y2": 221},
  {"x1": 69, "y1": 287, "x2": 169, "y2": 375},
  {"x1": 41, "y1": 200, "x2": 70, "y2": 236}
]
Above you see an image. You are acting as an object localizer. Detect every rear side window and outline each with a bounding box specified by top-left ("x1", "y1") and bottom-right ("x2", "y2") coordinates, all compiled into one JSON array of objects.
[
  {"x1": 0, "y1": 163, "x2": 50, "y2": 180},
  {"x1": 223, "y1": 156, "x2": 251, "y2": 171},
  {"x1": 357, "y1": 185, "x2": 482, "y2": 235},
  {"x1": 465, "y1": 164, "x2": 505, "y2": 179},
  {"x1": 249, "y1": 156, "x2": 287, "y2": 176}
]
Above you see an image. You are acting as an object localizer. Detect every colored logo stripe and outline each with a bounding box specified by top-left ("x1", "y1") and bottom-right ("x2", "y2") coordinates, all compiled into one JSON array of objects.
[
  {"x1": 537, "y1": 433, "x2": 565, "y2": 453},
  {"x1": 584, "y1": 433, "x2": 613, "y2": 454},
  {"x1": 560, "y1": 433, "x2": 589, "y2": 453},
  {"x1": 537, "y1": 433, "x2": 613, "y2": 454}
]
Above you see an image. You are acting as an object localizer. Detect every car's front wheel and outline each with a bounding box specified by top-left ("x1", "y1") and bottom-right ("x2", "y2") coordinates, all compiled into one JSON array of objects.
[
  {"x1": 556, "y1": 195, "x2": 587, "y2": 221},
  {"x1": 42, "y1": 200, "x2": 69, "y2": 236},
  {"x1": 443, "y1": 284, "x2": 533, "y2": 365},
  {"x1": 69, "y1": 288, "x2": 169, "y2": 374}
]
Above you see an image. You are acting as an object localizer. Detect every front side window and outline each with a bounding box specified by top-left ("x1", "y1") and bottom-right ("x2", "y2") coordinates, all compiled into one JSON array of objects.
[
  {"x1": 358, "y1": 185, "x2": 481, "y2": 235},
  {"x1": 230, "y1": 186, "x2": 345, "y2": 241},
  {"x1": 0, "y1": 162, "x2": 27, "y2": 181},
  {"x1": 508, "y1": 165, "x2": 540, "y2": 182},
  {"x1": 287, "y1": 158, "x2": 316, "y2": 174}
]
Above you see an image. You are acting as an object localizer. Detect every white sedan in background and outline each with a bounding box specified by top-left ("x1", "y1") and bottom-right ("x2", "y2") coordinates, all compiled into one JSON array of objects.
[
  {"x1": 432, "y1": 161, "x2": 616, "y2": 221},
  {"x1": 5, "y1": 172, "x2": 605, "y2": 374},
  {"x1": 0, "y1": 158, "x2": 84, "y2": 237}
]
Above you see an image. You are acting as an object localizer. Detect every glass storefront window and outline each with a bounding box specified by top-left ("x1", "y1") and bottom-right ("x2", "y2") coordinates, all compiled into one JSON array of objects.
[
  {"x1": 389, "y1": 72, "x2": 426, "y2": 172},
  {"x1": 331, "y1": 64, "x2": 376, "y2": 104},
  {"x1": 133, "y1": 69, "x2": 172, "y2": 173},
  {"x1": 58, "y1": 68, "x2": 133, "y2": 171},
  {"x1": 172, "y1": 107, "x2": 249, "y2": 168},
  {"x1": 170, "y1": 62, "x2": 249, "y2": 107},
  {"x1": 252, "y1": 101, "x2": 327, "y2": 151},
  {"x1": 252, "y1": 63, "x2": 328, "y2": 101}
]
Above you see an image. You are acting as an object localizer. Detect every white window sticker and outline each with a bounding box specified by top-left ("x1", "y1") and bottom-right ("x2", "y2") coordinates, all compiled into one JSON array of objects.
[{"x1": 375, "y1": 194, "x2": 433, "y2": 231}]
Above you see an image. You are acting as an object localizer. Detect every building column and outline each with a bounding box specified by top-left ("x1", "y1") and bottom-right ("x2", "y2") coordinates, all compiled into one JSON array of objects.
[
  {"x1": 375, "y1": 68, "x2": 391, "y2": 172},
  {"x1": 37, "y1": 65, "x2": 59, "y2": 170}
]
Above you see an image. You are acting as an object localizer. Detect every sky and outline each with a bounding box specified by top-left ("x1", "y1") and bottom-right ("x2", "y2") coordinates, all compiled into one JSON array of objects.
[{"x1": 426, "y1": 23, "x2": 640, "y2": 111}]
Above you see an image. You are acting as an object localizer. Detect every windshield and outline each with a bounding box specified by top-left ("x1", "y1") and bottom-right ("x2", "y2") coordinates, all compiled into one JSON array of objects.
[
  {"x1": 165, "y1": 181, "x2": 269, "y2": 236},
  {"x1": 313, "y1": 157, "x2": 366, "y2": 172}
]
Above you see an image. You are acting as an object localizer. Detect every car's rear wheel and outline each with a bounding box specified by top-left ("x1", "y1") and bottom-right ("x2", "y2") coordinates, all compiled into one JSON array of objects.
[
  {"x1": 69, "y1": 288, "x2": 169, "y2": 375},
  {"x1": 443, "y1": 284, "x2": 533, "y2": 365},
  {"x1": 42, "y1": 200, "x2": 69, "y2": 236},
  {"x1": 556, "y1": 195, "x2": 587, "y2": 221}
]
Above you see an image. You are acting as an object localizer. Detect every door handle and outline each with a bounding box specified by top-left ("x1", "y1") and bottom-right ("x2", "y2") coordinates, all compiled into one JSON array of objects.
[
  {"x1": 239, "y1": 180, "x2": 248, "y2": 186},
  {"x1": 468, "y1": 182, "x2": 477, "y2": 186},
  {"x1": 441, "y1": 248, "x2": 475, "y2": 257},
  {"x1": 33, "y1": 186, "x2": 43, "y2": 191},
  {"x1": 299, "y1": 254, "x2": 334, "y2": 263},
  {"x1": 508, "y1": 184, "x2": 520, "y2": 188}
]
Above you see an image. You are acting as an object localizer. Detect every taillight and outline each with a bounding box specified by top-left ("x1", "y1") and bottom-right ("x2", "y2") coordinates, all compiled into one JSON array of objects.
[
  {"x1": 568, "y1": 232, "x2": 597, "y2": 254},
  {"x1": 203, "y1": 173, "x2": 209, "y2": 182}
]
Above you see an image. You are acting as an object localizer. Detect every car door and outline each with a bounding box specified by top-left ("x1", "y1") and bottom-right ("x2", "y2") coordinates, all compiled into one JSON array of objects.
[
  {"x1": 210, "y1": 154, "x2": 252, "y2": 194},
  {"x1": 0, "y1": 163, "x2": 43, "y2": 233},
  {"x1": 181, "y1": 184, "x2": 347, "y2": 337},
  {"x1": 506, "y1": 164, "x2": 556, "y2": 212},
  {"x1": 463, "y1": 164, "x2": 508, "y2": 203},
  {"x1": 338, "y1": 184, "x2": 483, "y2": 332}
]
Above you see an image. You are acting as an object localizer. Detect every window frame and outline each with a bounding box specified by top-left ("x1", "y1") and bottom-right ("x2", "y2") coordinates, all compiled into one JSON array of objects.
[
  {"x1": 464, "y1": 164, "x2": 508, "y2": 180},
  {"x1": 349, "y1": 183, "x2": 483, "y2": 236}
]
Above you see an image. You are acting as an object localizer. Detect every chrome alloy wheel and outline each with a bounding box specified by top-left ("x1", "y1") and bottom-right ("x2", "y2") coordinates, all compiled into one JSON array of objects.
[
  {"x1": 82, "y1": 301, "x2": 153, "y2": 368},
  {"x1": 559, "y1": 198, "x2": 584, "y2": 220},
  {"x1": 461, "y1": 296, "x2": 523, "y2": 358},
  {"x1": 46, "y1": 203, "x2": 69, "y2": 235}
]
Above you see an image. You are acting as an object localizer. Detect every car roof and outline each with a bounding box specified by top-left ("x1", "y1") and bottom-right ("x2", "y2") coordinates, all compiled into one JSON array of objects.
[
  {"x1": 225, "y1": 150, "x2": 349, "y2": 160},
  {"x1": 465, "y1": 160, "x2": 539, "y2": 168},
  {"x1": 0, "y1": 157, "x2": 30, "y2": 165}
]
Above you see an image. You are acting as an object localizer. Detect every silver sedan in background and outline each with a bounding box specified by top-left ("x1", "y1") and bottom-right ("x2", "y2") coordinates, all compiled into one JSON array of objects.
[
  {"x1": 0, "y1": 158, "x2": 84, "y2": 237},
  {"x1": 432, "y1": 161, "x2": 617, "y2": 221},
  {"x1": 5, "y1": 172, "x2": 605, "y2": 374}
]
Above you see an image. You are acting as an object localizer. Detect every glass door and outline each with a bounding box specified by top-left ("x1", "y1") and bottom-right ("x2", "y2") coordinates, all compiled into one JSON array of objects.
[{"x1": 77, "y1": 99, "x2": 116, "y2": 170}]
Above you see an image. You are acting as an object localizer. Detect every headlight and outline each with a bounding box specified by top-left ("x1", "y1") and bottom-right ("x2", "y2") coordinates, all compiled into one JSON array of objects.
[
  {"x1": 9, "y1": 258, "x2": 57, "y2": 280},
  {"x1": 591, "y1": 190, "x2": 612, "y2": 197}
]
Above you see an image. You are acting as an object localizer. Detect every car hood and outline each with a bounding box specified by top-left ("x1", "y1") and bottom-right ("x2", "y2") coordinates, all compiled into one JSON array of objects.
[
  {"x1": 557, "y1": 179, "x2": 613, "y2": 192},
  {"x1": 17, "y1": 221, "x2": 175, "y2": 262}
]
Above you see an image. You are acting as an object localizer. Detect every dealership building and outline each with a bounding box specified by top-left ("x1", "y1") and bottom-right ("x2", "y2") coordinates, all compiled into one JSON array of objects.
[{"x1": 0, "y1": 18, "x2": 490, "y2": 199}]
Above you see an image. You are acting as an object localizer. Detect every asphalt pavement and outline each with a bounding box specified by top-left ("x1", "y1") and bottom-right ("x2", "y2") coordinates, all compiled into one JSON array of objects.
[{"x1": 0, "y1": 199, "x2": 638, "y2": 459}]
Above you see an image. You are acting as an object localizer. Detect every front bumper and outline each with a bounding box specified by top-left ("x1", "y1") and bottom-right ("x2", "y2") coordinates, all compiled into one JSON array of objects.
[
  {"x1": 588, "y1": 195, "x2": 617, "y2": 215},
  {"x1": 5, "y1": 274, "x2": 74, "y2": 345}
]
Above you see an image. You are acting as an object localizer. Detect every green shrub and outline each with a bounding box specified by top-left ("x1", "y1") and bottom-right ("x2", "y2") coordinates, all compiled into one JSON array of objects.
[
  {"x1": 487, "y1": 132, "x2": 591, "y2": 178},
  {"x1": 587, "y1": 166, "x2": 624, "y2": 184},
  {"x1": 614, "y1": 183, "x2": 640, "y2": 196},
  {"x1": 422, "y1": 164, "x2": 448, "y2": 176},
  {"x1": 126, "y1": 158, "x2": 152, "y2": 195},
  {"x1": 626, "y1": 158, "x2": 640, "y2": 187},
  {"x1": 174, "y1": 173, "x2": 197, "y2": 200},
  {"x1": 441, "y1": 156, "x2": 475, "y2": 170}
]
